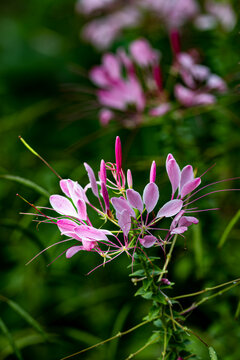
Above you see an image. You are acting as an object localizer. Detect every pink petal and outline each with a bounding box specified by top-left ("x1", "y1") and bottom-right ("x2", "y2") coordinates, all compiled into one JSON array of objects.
[
  {"x1": 143, "y1": 182, "x2": 159, "y2": 213},
  {"x1": 101, "y1": 181, "x2": 110, "y2": 211},
  {"x1": 99, "y1": 159, "x2": 107, "y2": 183},
  {"x1": 66, "y1": 246, "x2": 83, "y2": 258},
  {"x1": 170, "y1": 210, "x2": 185, "y2": 231},
  {"x1": 90, "y1": 66, "x2": 110, "y2": 87},
  {"x1": 139, "y1": 235, "x2": 157, "y2": 248},
  {"x1": 117, "y1": 210, "x2": 131, "y2": 237},
  {"x1": 149, "y1": 103, "x2": 171, "y2": 117},
  {"x1": 99, "y1": 108, "x2": 114, "y2": 126},
  {"x1": 207, "y1": 74, "x2": 227, "y2": 93},
  {"x1": 129, "y1": 38, "x2": 159, "y2": 67},
  {"x1": 181, "y1": 177, "x2": 201, "y2": 198},
  {"x1": 111, "y1": 197, "x2": 135, "y2": 218},
  {"x1": 76, "y1": 199, "x2": 87, "y2": 221},
  {"x1": 126, "y1": 189, "x2": 143, "y2": 213},
  {"x1": 171, "y1": 226, "x2": 188, "y2": 235},
  {"x1": 75, "y1": 225, "x2": 109, "y2": 241},
  {"x1": 157, "y1": 199, "x2": 183, "y2": 218},
  {"x1": 174, "y1": 84, "x2": 196, "y2": 107},
  {"x1": 180, "y1": 165, "x2": 194, "y2": 193},
  {"x1": 57, "y1": 219, "x2": 77, "y2": 234},
  {"x1": 82, "y1": 239, "x2": 96, "y2": 251},
  {"x1": 84, "y1": 163, "x2": 99, "y2": 197},
  {"x1": 194, "y1": 93, "x2": 216, "y2": 106},
  {"x1": 60, "y1": 179, "x2": 71, "y2": 197},
  {"x1": 102, "y1": 53, "x2": 121, "y2": 80},
  {"x1": 166, "y1": 155, "x2": 181, "y2": 196},
  {"x1": 50, "y1": 195, "x2": 78, "y2": 218},
  {"x1": 179, "y1": 216, "x2": 199, "y2": 227}
]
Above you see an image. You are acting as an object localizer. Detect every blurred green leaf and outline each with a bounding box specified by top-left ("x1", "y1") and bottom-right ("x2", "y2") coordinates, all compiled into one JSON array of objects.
[
  {"x1": 218, "y1": 210, "x2": 240, "y2": 248},
  {"x1": 0, "y1": 317, "x2": 23, "y2": 360},
  {"x1": 0, "y1": 174, "x2": 50, "y2": 197},
  {"x1": 0, "y1": 296, "x2": 47, "y2": 340}
]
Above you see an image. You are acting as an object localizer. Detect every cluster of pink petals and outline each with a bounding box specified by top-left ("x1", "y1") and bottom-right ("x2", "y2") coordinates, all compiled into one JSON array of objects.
[
  {"x1": 76, "y1": 0, "x2": 236, "y2": 49},
  {"x1": 174, "y1": 52, "x2": 227, "y2": 107},
  {"x1": 90, "y1": 39, "x2": 170, "y2": 127},
  {"x1": 32, "y1": 136, "x2": 225, "y2": 272}
]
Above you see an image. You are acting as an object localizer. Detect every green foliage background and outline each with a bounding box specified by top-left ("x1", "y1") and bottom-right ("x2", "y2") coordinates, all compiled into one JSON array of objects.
[{"x1": 0, "y1": 0, "x2": 240, "y2": 359}]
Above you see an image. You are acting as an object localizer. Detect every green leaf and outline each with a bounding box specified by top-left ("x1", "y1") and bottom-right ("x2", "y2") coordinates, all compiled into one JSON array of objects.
[
  {"x1": 0, "y1": 296, "x2": 47, "y2": 340},
  {"x1": 0, "y1": 174, "x2": 50, "y2": 197},
  {"x1": 0, "y1": 317, "x2": 23, "y2": 360},
  {"x1": 218, "y1": 210, "x2": 240, "y2": 248},
  {"x1": 209, "y1": 346, "x2": 218, "y2": 360},
  {"x1": 129, "y1": 270, "x2": 145, "y2": 277}
]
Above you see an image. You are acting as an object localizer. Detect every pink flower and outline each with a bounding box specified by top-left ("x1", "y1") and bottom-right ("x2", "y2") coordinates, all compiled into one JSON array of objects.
[{"x1": 129, "y1": 38, "x2": 160, "y2": 67}]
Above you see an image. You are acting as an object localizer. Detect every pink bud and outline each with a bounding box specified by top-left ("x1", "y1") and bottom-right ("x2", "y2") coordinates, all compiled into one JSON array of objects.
[
  {"x1": 115, "y1": 136, "x2": 122, "y2": 173},
  {"x1": 153, "y1": 65, "x2": 163, "y2": 91},
  {"x1": 101, "y1": 181, "x2": 110, "y2": 212},
  {"x1": 170, "y1": 29, "x2": 181, "y2": 56},
  {"x1": 99, "y1": 160, "x2": 107, "y2": 184},
  {"x1": 127, "y1": 169, "x2": 133, "y2": 188},
  {"x1": 161, "y1": 278, "x2": 171, "y2": 285},
  {"x1": 150, "y1": 161, "x2": 156, "y2": 183}
]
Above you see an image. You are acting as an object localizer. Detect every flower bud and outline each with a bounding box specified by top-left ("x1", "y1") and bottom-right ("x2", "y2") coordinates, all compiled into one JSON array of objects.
[
  {"x1": 127, "y1": 169, "x2": 133, "y2": 188},
  {"x1": 99, "y1": 159, "x2": 107, "y2": 184},
  {"x1": 150, "y1": 161, "x2": 156, "y2": 183},
  {"x1": 115, "y1": 136, "x2": 122, "y2": 173}
]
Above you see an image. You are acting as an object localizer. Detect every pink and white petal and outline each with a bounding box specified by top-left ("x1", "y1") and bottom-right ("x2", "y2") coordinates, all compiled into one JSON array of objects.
[
  {"x1": 139, "y1": 235, "x2": 157, "y2": 248},
  {"x1": 57, "y1": 219, "x2": 78, "y2": 234},
  {"x1": 181, "y1": 177, "x2": 201, "y2": 198},
  {"x1": 117, "y1": 210, "x2": 131, "y2": 237},
  {"x1": 99, "y1": 108, "x2": 114, "y2": 126},
  {"x1": 50, "y1": 195, "x2": 78, "y2": 218},
  {"x1": 143, "y1": 182, "x2": 159, "y2": 213},
  {"x1": 76, "y1": 199, "x2": 87, "y2": 221},
  {"x1": 126, "y1": 189, "x2": 143, "y2": 213},
  {"x1": 82, "y1": 239, "x2": 96, "y2": 251},
  {"x1": 171, "y1": 226, "x2": 188, "y2": 235},
  {"x1": 111, "y1": 197, "x2": 135, "y2": 218},
  {"x1": 166, "y1": 156, "x2": 181, "y2": 196},
  {"x1": 170, "y1": 210, "x2": 185, "y2": 231},
  {"x1": 75, "y1": 225, "x2": 109, "y2": 241},
  {"x1": 149, "y1": 103, "x2": 171, "y2": 117},
  {"x1": 60, "y1": 179, "x2": 71, "y2": 197},
  {"x1": 89, "y1": 66, "x2": 110, "y2": 87},
  {"x1": 66, "y1": 246, "x2": 83, "y2": 258},
  {"x1": 102, "y1": 53, "x2": 121, "y2": 80},
  {"x1": 193, "y1": 93, "x2": 216, "y2": 106},
  {"x1": 157, "y1": 199, "x2": 183, "y2": 218},
  {"x1": 179, "y1": 216, "x2": 199, "y2": 227},
  {"x1": 84, "y1": 163, "x2": 99, "y2": 198},
  {"x1": 180, "y1": 165, "x2": 194, "y2": 193}
]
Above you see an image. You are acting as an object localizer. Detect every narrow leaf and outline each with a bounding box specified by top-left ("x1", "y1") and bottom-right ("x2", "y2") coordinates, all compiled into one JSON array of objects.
[
  {"x1": 0, "y1": 175, "x2": 49, "y2": 197},
  {"x1": 0, "y1": 317, "x2": 23, "y2": 360},
  {"x1": 0, "y1": 296, "x2": 47, "y2": 340},
  {"x1": 218, "y1": 210, "x2": 240, "y2": 248}
]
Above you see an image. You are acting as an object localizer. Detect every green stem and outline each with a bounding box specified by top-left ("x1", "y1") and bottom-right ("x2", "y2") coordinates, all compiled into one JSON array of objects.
[
  {"x1": 60, "y1": 317, "x2": 159, "y2": 360},
  {"x1": 172, "y1": 278, "x2": 240, "y2": 300},
  {"x1": 158, "y1": 235, "x2": 178, "y2": 282}
]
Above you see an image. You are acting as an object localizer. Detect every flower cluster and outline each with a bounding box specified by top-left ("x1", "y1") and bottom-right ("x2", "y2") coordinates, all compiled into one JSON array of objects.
[
  {"x1": 174, "y1": 51, "x2": 227, "y2": 107},
  {"x1": 76, "y1": 0, "x2": 236, "y2": 49},
  {"x1": 90, "y1": 38, "x2": 226, "y2": 127},
  {"x1": 90, "y1": 38, "x2": 170, "y2": 127},
  {"x1": 31, "y1": 136, "x2": 224, "y2": 273}
]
